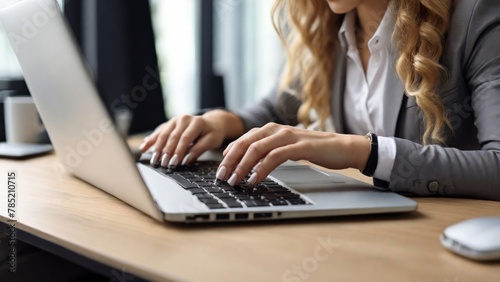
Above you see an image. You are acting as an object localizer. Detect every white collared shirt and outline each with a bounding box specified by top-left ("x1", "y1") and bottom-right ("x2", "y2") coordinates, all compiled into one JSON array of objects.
[{"x1": 338, "y1": 10, "x2": 398, "y2": 181}]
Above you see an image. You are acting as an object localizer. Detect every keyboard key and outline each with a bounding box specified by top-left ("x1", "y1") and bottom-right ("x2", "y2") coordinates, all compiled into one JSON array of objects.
[
  {"x1": 219, "y1": 198, "x2": 243, "y2": 207},
  {"x1": 195, "y1": 193, "x2": 214, "y2": 199},
  {"x1": 280, "y1": 193, "x2": 301, "y2": 199},
  {"x1": 156, "y1": 167, "x2": 174, "y2": 174},
  {"x1": 212, "y1": 192, "x2": 233, "y2": 199},
  {"x1": 169, "y1": 174, "x2": 198, "y2": 189},
  {"x1": 287, "y1": 198, "x2": 307, "y2": 205},
  {"x1": 199, "y1": 198, "x2": 220, "y2": 204},
  {"x1": 188, "y1": 188, "x2": 206, "y2": 194},
  {"x1": 270, "y1": 199, "x2": 289, "y2": 206},
  {"x1": 206, "y1": 203, "x2": 225, "y2": 209},
  {"x1": 234, "y1": 195, "x2": 255, "y2": 201},
  {"x1": 253, "y1": 185, "x2": 268, "y2": 193},
  {"x1": 261, "y1": 193, "x2": 279, "y2": 200},
  {"x1": 219, "y1": 197, "x2": 238, "y2": 203},
  {"x1": 221, "y1": 186, "x2": 236, "y2": 192},
  {"x1": 267, "y1": 187, "x2": 289, "y2": 193},
  {"x1": 233, "y1": 185, "x2": 244, "y2": 192},
  {"x1": 225, "y1": 202, "x2": 243, "y2": 208},
  {"x1": 243, "y1": 200, "x2": 271, "y2": 207},
  {"x1": 204, "y1": 187, "x2": 222, "y2": 193}
]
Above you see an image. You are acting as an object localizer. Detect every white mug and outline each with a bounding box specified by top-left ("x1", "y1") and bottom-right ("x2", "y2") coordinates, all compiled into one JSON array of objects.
[
  {"x1": 4, "y1": 96, "x2": 44, "y2": 143},
  {"x1": 113, "y1": 108, "x2": 133, "y2": 137}
]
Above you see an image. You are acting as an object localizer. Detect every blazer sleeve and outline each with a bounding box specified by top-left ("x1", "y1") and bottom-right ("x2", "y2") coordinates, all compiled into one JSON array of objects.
[
  {"x1": 388, "y1": 0, "x2": 500, "y2": 201},
  {"x1": 235, "y1": 84, "x2": 302, "y2": 132}
]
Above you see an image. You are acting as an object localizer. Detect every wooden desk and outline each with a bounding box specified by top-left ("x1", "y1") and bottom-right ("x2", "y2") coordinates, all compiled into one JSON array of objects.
[{"x1": 1, "y1": 144, "x2": 500, "y2": 281}]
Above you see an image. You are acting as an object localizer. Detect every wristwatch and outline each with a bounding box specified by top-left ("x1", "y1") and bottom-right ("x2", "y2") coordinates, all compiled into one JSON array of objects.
[{"x1": 361, "y1": 133, "x2": 378, "y2": 177}]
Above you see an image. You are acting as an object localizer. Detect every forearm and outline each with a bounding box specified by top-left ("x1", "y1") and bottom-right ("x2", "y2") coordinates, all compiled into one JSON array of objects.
[{"x1": 389, "y1": 138, "x2": 500, "y2": 201}]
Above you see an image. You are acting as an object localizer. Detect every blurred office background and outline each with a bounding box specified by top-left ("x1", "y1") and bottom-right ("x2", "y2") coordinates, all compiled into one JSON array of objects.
[{"x1": 0, "y1": 0, "x2": 284, "y2": 140}]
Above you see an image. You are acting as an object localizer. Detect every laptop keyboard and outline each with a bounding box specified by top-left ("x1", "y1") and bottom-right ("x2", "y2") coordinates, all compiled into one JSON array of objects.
[{"x1": 148, "y1": 161, "x2": 311, "y2": 209}]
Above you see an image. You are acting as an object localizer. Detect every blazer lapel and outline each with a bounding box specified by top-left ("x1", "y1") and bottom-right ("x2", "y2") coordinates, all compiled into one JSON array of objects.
[
  {"x1": 382, "y1": 45, "x2": 406, "y2": 137},
  {"x1": 331, "y1": 47, "x2": 347, "y2": 133},
  {"x1": 382, "y1": 65, "x2": 405, "y2": 137}
]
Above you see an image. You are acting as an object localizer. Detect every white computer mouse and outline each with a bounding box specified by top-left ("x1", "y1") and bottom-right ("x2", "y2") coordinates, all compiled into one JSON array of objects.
[{"x1": 440, "y1": 216, "x2": 500, "y2": 261}]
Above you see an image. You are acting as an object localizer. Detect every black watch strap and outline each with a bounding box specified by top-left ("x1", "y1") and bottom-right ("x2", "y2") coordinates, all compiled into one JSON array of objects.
[{"x1": 361, "y1": 133, "x2": 378, "y2": 177}]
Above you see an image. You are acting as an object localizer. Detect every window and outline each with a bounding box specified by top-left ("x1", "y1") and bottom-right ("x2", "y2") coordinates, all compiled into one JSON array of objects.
[
  {"x1": 150, "y1": 0, "x2": 283, "y2": 117},
  {"x1": 150, "y1": 0, "x2": 199, "y2": 117},
  {"x1": 0, "y1": 0, "x2": 65, "y2": 78},
  {"x1": 0, "y1": 0, "x2": 23, "y2": 78},
  {"x1": 214, "y1": 0, "x2": 284, "y2": 110}
]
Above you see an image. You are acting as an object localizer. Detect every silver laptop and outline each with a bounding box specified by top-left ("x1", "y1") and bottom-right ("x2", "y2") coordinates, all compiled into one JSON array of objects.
[{"x1": 0, "y1": 0, "x2": 417, "y2": 223}]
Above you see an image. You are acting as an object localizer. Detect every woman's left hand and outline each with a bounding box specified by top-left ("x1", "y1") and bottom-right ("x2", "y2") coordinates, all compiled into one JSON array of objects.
[{"x1": 216, "y1": 122, "x2": 371, "y2": 186}]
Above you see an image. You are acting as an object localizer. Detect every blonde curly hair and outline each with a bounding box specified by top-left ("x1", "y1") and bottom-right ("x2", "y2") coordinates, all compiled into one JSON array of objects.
[{"x1": 272, "y1": 0, "x2": 453, "y2": 144}]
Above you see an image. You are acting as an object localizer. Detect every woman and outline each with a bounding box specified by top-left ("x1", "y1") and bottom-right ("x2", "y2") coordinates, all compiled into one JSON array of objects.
[{"x1": 140, "y1": 0, "x2": 500, "y2": 201}]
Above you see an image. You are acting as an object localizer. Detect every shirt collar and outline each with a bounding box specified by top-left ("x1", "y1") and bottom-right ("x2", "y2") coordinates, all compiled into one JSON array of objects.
[
  {"x1": 338, "y1": 9, "x2": 394, "y2": 52},
  {"x1": 338, "y1": 11, "x2": 356, "y2": 50}
]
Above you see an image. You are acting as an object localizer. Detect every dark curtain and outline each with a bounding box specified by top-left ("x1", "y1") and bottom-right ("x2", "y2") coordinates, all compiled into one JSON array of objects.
[{"x1": 65, "y1": 0, "x2": 167, "y2": 135}]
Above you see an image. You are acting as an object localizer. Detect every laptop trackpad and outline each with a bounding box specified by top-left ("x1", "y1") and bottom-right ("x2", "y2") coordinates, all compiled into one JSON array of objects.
[{"x1": 270, "y1": 165, "x2": 345, "y2": 189}]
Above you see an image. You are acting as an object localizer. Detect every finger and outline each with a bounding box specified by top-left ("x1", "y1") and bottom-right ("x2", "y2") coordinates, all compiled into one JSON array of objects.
[
  {"x1": 222, "y1": 127, "x2": 259, "y2": 157},
  {"x1": 249, "y1": 143, "x2": 306, "y2": 185},
  {"x1": 172, "y1": 118, "x2": 207, "y2": 166},
  {"x1": 139, "y1": 134, "x2": 157, "y2": 153},
  {"x1": 222, "y1": 141, "x2": 234, "y2": 157},
  {"x1": 217, "y1": 128, "x2": 273, "y2": 182},
  {"x1": 161, "y1": 116, "x2": 193, "y2": 166},
  {"x1": 139, "y1": 122, "x2": 168, "y2": 152},
  {"x1": 183, "y1": 133, "x2": 222, "y2": 166},
  {"x1": 228, "y1": 129, "x2": 295, "y2": 185},
  {"x1": 150, "y1": 123, "x2": 176, "y2": 165}
]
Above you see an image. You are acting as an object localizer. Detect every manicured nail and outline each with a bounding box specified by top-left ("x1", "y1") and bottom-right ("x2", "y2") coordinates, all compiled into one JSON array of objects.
[
  {"x1": 169, "y1": 154, "x2": 179, "y2": 167},
  {"x1": 227, "y1": 173, "x2": 238, "y2": 186},
  {"x1": 216, "y1": 166, "x2": 227, "y2": 180},
  {"x1": 247, "y1": 172, "x2": 258, "y2": 185},
  {"x1": 160, "y1": 154, "x2": 170, "y2": 167},
  {"x1": 181, "y1": 153, "x2": 192, "y2": 166},
  {"x1": 252, "y1": 162, "x2": 261, "y2": 172},
  {"x1": 150, "y1": 152, "x2": 159, "y2": 166}
]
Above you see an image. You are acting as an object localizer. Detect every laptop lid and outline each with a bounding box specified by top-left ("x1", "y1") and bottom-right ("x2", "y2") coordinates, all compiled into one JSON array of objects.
[{"x1": 0, "y1": 0, "x2": 163, "y2": 220}]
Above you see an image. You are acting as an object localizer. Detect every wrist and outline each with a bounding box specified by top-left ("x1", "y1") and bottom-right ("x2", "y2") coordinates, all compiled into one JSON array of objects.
[
  {"x1": 346, "y1": 135, "x2": 371, "y2": 171},
  {"x1": 361, "y1": 133, "x2": 379, "y2": 176},
  {"x1": 203, "y1": 109, "x2": 244, "y2": 139}
]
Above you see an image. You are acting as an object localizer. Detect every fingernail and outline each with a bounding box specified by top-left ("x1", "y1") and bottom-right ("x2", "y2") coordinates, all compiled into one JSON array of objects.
[
  {"x1": 227, "y1": 173, "x2": 238, "y2": 186},
  {"x1": 160, "y1": 154, "x2": 170, "y2": 167},
  {"x1": 181, "y1": 153, "x2": 192, "y2": 166},
  {"x1": 216, "y1": 166, "x2": 227, "y2": 180},
  {"x1": 150, "y1": 152, "x2": 159, "y2": 166},
  {"x1": 169, "y1": 154, "x2": 179, "y2": 167},
  {"x1": 247, "y1": 172, "x2": 258, "y2": 185}
]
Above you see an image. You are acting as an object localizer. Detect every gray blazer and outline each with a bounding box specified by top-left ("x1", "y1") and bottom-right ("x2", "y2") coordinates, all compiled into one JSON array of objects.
[{"x1": 236, "y1": 0, "x2": 500, "y2": 201}]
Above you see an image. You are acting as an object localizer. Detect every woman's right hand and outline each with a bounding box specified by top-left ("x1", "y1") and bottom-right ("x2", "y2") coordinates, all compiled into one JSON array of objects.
[{"x1": 139, "y1": 110, "x2": 244, "y2": 167}]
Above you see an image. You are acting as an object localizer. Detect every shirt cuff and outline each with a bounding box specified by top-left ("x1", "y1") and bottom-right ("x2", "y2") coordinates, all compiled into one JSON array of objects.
[{"x1": 373, "y1": 136, "x2": 396, "y2": 182}]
